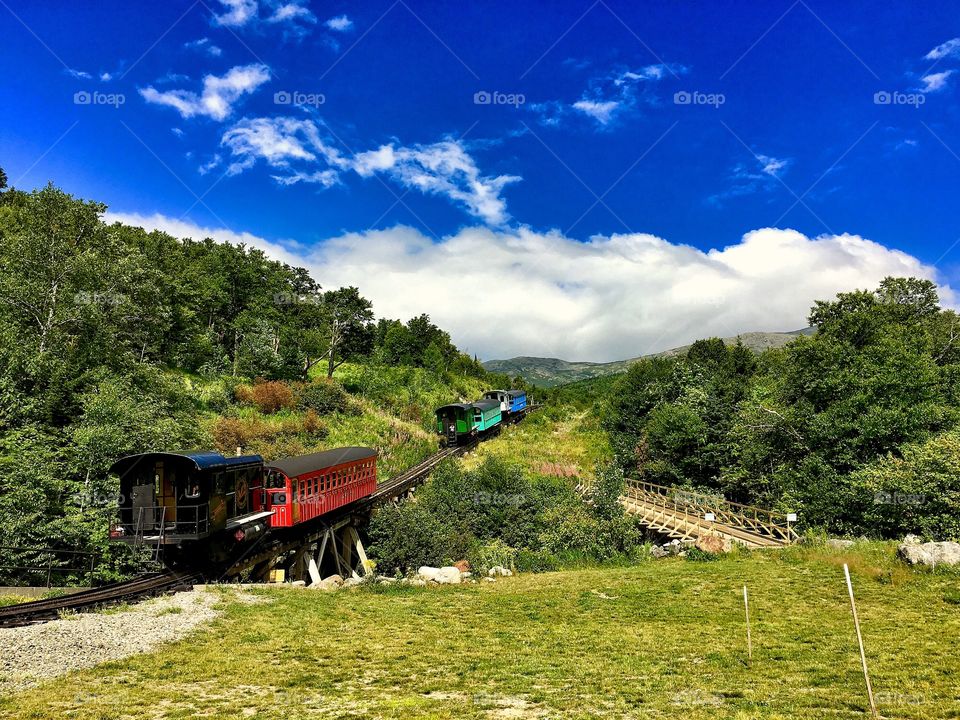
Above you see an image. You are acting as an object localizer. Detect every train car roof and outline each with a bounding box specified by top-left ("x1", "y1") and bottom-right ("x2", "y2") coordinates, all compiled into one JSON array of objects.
[
  {"x1": 266, "y1": 446, "x2": 377, "y2": 479},
  {"x1": 109, "y1": 451, "x2": 264, "y2": 476},
  {"x1": 484, "y1": 389, "x2": 525, "y2": 397},
  {"x1": 436, "y1": 403, "x2": 473, "y2": 412},
  {"x1": 472, "y1": 399, "x2": 501, "y2": 411}
]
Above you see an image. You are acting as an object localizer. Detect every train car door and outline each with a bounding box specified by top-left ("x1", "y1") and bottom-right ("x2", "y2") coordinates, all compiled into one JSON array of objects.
[
  {"x1": 131, "y1": 483, "x2": 156, "y2": 531},
  {"x1": 156, "y1": 461, "x2": 177, "y2": 524}
]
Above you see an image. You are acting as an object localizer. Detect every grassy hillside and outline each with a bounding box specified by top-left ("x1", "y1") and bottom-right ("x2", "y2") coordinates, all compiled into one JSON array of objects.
[
  {"x1": 4, "y1": 542, "x2": 958, "y2": 719},
  {"x1": 190, "y1": 362, "x2": 492, "y2": 482},
  {"x1": 484, "y1": 329, "x2": 813, "y2": 387}
]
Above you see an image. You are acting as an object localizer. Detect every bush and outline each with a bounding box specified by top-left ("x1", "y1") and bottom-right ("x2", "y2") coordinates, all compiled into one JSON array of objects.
[
  {"x1": 250, "y1": 380, "x2": 295, "y2": 414},
  {"x1": 468, "y1": 538, "x2": 517, "y2": 573},
  {"x1": 296, "y1": 380, "x2": 350, "y2": 415}
]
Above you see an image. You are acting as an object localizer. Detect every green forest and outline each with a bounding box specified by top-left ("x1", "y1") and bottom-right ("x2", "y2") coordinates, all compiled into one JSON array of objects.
[{"x1": 604, "y1": 276, "x2": 960, "y2": 540}]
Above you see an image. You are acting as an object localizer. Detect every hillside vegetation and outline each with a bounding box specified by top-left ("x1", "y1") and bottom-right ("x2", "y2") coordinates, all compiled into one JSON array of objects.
[
  {"x1": 3, "y1": 542, "x2": 958, "y2": 719},
  {"x1": 603, "y1": 277, "x2": 960, "y2": 540},
  {"x1": 483, "y1": 330, "x2": 810, "y2": 386}
]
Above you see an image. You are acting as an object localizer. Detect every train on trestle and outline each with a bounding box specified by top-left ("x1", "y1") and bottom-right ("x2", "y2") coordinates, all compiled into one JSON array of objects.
[{"x1": 109, "y1": 389, "x2": 528, "y2": 568}]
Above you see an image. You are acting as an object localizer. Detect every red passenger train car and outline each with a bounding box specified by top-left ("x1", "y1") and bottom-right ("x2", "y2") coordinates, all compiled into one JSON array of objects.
[{"x1": 255, "y1": 446, "x2": 378, "y2": 528}]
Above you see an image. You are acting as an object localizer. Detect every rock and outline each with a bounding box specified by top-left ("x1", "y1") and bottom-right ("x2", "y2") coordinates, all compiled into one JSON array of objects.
[
  {"x1": 902, "y1": 534, "x2": 922, "y2": 546},
  {"x1": 487, "y1": 565, "x2": 513, "y2": 577},
  {"x1": 376, "y1": 576, "x2": 396, "y2": 584},
  {"x1": 453, "y1": 560, "x2": 471, "y2": 573},
  {"x1": 460, "y1": 571, "x2": 472, "y2": 579},
  {"x1": 649, "y1": 545, "x2": 670, "y2": 559},
  {"x1": 403, "y1": 578, "x2": 427, "y2": 587},
  {"x1": 290, "y1": 580, "x2": 307, "y2": 588},
  {"x1": 417, "y1": 566, "x2": 461, "y2": 584},
  {"x1": 484, "y1": 577, "x2": 496, "y2": 583},
  {"x1": 695, "y1": 535, "x2": 731, "y2": 554},
  {"x1": 826, "y1": 539, "x2": 855, "y2": 550},
  {"x1": 342, "y1": 576, "x2": 363, "y2": 588},
  {"x1": 898, "y1": 541, "x2": 960, "y2": 568},
  {"x1": 310, "y1": 574, "x2": 344, "y2": 591}
]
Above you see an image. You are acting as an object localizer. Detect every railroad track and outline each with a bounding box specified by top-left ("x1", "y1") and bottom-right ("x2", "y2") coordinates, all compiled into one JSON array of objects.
[{"x1": 0, "y1": 570, "x2": 200, "y2": 628}]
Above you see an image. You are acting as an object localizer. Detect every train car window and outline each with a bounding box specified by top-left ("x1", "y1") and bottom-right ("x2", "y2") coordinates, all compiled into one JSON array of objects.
[{"x1": 272, "y1": 493, "x2": 286, "y2": 504}]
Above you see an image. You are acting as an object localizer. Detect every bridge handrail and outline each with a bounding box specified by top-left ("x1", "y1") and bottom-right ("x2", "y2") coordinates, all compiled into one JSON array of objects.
[{"x1": 624, "y1": 479, "x2": 797, "y2": 542}]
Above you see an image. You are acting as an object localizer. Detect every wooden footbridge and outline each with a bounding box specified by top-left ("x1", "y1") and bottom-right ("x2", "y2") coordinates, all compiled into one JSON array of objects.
[{"x1": 621, "y1": 480, "x2": 798, "y2": 548}]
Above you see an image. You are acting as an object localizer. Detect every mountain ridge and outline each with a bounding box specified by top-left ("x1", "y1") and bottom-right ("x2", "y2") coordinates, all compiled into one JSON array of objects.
[{"x1": 484, "y1": 329, "x2": 814, "y2": 387}]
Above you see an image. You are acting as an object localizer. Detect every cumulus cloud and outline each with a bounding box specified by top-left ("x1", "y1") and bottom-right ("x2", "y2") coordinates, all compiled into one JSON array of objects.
[
  {"x1": 267, "y1": 2, "x2": 316, "y2": 25},
  {"x1": 219, "y1": 116, "x2": 520, "y2": 225},
  {"x1": 212, "y1": 0, "x2": 258, "y2": 27},
  {"x1": 139, "y1": 64, "x2": 271, "y2": 121},
  {"x1": 925, "y1": 38, "x2": 960, "y2": 61},
  {"x1": 98, "y1": 213, "x2": 952, "y2": 362},
  {"x1": 919, "y1": 70, "x2": 955, "y2": 93},
  {"x1": 324, "y1": 14, "x2": 353, "y2": 32}
]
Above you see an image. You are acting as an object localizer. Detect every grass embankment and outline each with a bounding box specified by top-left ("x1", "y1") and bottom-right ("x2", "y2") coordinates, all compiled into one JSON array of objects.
[
  {"x1": 3, "y1": 543, "x2": 958, "y2": 719},
  {"x1": 186, "y1": 363, "x2": 491, "y2": 480},
  {"x1": 463, "y1": 406, "x2": 612, "y2": 481}
]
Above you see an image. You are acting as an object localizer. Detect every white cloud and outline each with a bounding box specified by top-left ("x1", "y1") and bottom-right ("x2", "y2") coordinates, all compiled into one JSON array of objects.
[
  {"x1": 97, "y1": 214, "x2": 953, "y2": 362},
  {"x1": 171, "y1": 127, "x2": 185, "y2": 138},
  {"x1": 198, "y1": 154, "x2": 223, "y2": 175},
  {"x1": 324, "y1": 14, "x2": 353, "y2": 32},
  {"x1": 925, "y1": 38, "x2": 960, "y2": 60},
  {"x1": 219, "y1": 117, "x2": 519, "y2": 225},
  {"x1": 538, "y1": 63, "x2": 685, "y2": 128},
  {"x1": 919, "y1": 70, "x2": 955, "y2": 93},
  {"x1": 267, "y1": 2, "x2": 316, "y2": 24},
  {"x1": 572, "y1": 99, "x2": 620, "y2": 125},
  {"x1": 708, "y1": 153, "x2": 791, "y2": 205},
  {"x1": 756, "y1": 154, "x2": 790, "y2": 178},
  {"x1": 185, "y1": 37, "x2": 223, "y2": 57},
  {"x1": 212, "y1": 0, "x2": 258, "y2": 27},
  {"x1": 351, "y1": 141, "x2": 520, "y2": 225},
  {"x1": 220, "y1": 116, "x2": 342, "y2": 174},
  {"x1": 65, "y1": 67, "x2": 92, "y2": 79},
  {"x1": 140, "y1": 64, "x2": 271, "y2": 121},
  {"x1": 100, "y1": 72, "x2": 113, "y2": 82}
]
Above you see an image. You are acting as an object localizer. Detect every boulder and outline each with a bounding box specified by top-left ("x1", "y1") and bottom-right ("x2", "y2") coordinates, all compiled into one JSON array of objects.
[
  {"x1": 342, "y1": 576, "x2": 363, "y2": 588},
  {"x1": 417, "y1": 566, "x2": 462, "y2": 584},
  {"x1": 291, "y1": 580, "x2": 307, "y2": 588},
  {"x1": 487, "y1": 565, "x2": 513, "y2": 577},
  {"x1": 902, "y1": 534, "x2": 922, "y2": 546},
  {"x1": 898, "y1": 541, "x2": 960, "y2": 568},
  {"x1": 310, "y1": 574, "x2": 344, "y2": 591},
  {"x1": 649, "y1": 545, "x2": 670, "y2": 559},
  {"x1": 695, "y1": 535, "x2": 731, "y2": 554},
  {"x1": 826, "y1": 538, "x2": 855, "y2": 550}
]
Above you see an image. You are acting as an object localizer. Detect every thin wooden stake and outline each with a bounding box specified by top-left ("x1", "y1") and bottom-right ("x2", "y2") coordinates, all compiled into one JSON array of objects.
[
  {"x1": 844, "y1": 564, "x2": 878, "y2": 719},
  {"x1": 743, "y1": 585, "x2": 752, "y2": 663}
]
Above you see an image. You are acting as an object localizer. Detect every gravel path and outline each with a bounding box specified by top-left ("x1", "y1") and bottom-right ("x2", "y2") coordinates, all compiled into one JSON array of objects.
[{"x1": 0, "y1": 587, "x2": 244, "y2": 694}]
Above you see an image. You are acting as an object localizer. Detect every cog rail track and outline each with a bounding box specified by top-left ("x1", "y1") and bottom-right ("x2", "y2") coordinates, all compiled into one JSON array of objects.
[{"x1": 0, "y1": 570, "x2": 200, "y2": 628}]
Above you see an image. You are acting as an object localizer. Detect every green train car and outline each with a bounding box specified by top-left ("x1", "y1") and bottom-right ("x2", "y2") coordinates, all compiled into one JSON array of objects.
[{"x1": 435, "y1": 399, "x2": 502, "y2": 446}]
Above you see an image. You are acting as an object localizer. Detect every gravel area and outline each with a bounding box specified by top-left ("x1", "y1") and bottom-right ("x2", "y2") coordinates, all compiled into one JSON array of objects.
[{"x1": 0, "y1": 587, "x2": 244, "y2": 694}]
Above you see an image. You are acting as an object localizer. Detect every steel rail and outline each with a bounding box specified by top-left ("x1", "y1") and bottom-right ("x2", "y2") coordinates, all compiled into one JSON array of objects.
[{"x1": 0, "y1": 570, "x2": 200, "y2": 627}]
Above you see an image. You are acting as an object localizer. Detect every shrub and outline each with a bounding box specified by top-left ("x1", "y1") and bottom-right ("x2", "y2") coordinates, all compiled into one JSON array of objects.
[
  {"x1": 234, "y1": 383, "x2": 255, "y2": 405},
  {"x1": 469, "y1": 538, "x2": 517, "y2": 573},
  {"x1": 296, "y1": 380, "x2": 350, "y2": 415},
  {"x1": 250, "y1": 380, "x2": 295, "y2": 414}
]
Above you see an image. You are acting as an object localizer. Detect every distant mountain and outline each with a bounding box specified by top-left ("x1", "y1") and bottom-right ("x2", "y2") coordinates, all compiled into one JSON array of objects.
[{"x1": 483, "y1": 329, "x2": 814, "y2": 387}]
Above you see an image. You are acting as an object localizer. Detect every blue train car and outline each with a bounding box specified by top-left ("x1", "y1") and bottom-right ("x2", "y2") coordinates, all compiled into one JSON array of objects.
[{"x1": 483, "y1": 390, "x2": 527, "y2": 421}]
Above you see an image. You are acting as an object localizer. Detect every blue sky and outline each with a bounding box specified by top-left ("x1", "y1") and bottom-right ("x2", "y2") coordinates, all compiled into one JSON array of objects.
[{"x1": 2, "y1": 1, "x2": 959, "y2": 360}]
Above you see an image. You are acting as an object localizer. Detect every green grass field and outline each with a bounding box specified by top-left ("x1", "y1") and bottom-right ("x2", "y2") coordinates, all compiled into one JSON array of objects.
[{"x1": 3, "y1": 543, "x2": 958, "y2": 719}]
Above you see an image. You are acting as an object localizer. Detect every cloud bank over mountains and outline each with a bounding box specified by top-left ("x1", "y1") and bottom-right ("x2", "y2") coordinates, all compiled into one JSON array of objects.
[{"x1": 103, "y1": 212, "x2": 949, "y2": 362}]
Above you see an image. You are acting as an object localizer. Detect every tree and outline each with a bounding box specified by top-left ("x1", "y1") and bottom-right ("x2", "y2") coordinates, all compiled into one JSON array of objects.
[{"x1": 320, "y1": 287, "x2": 374, "y2": 378}]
